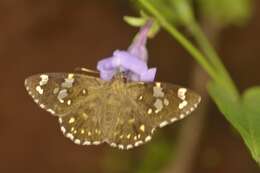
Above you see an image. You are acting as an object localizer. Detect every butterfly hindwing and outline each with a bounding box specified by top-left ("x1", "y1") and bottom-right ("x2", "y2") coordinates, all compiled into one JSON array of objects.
[
  {"x1": 104, "y1": 102, "x2": 156, "y2": 150},
  {"x1": 58, "y1": 104, "x2": 105, "y2": 145},
  {"x1": 57, "y1": 80, "x2": 201, "y2": 150},
  {"x1": 24, "y1": 73, "x2": 104, "y2": 117}
]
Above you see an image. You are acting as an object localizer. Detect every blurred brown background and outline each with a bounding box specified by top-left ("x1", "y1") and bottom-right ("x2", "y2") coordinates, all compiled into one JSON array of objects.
[{"x1": 0, "y1": 1, "x2": 259, "y2": 173}]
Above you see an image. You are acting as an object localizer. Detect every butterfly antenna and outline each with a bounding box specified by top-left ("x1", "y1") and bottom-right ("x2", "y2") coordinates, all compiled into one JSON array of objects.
[{"x1": 75, "y1": 67, "x2": 100, "y2": 74}]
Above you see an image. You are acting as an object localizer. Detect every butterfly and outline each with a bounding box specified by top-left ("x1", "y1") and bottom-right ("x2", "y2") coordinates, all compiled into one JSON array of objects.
[{"x1": 24, "y1": 71, "x2": 201, "y2": 150}]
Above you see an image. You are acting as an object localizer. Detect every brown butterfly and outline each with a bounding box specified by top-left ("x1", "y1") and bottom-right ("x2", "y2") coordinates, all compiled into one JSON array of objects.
[{"x1": 24, "y1": 72, "x2": 201, "y2": 150}]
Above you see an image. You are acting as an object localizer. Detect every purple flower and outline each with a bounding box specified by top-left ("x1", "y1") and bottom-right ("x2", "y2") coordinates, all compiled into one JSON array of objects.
[{"x1": 97, "y1": 21, "x2": 157, "y2": 82}]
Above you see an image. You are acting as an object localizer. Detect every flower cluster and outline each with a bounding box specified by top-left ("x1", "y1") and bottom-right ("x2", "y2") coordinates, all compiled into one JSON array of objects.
[{"x1": 97, "y1": 21, "x2": 156, "y2": 82}]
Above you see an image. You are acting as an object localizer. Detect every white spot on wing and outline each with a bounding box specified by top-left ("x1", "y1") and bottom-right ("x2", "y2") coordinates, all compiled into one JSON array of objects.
[
  {"x1": 118, "y1": 144, "x2": 124, "y2": 150},
  {"x1": 66, "y1": 133, "x2": 74, "y2": 140},
  {"x1": 164, "y1": 98, "x2": 169, "y2": 106},
  {"x1": 145, "y1": 136, "x2": 152, "y2": 142},
  {"x1": 178, "y1": 88, "x2": 187, "y2": 100},
  {"x1": 39, "y1": 74, "x2": 49, "y2": 86},
  {"x1": 69, "y1": 117, "x2": 75, "y2": 124},
  {"x1": 147, "y1": 108, "x2": 153, "y2": 114},
  {"x1": 153, "y1": 84, "x2": 165, "y2": 97},
  {"x1": 61, "y1": 74, "x2": 75, "y2": 88},
  {"x1": 171, "y1": 117, "x2": 178, "y2": 122},
  {"x1": 67, "y1": 99, "x2": 72, "y2": 106},
  {"x1": 36, "y1": 86, "x2": 44, "y2": 95},
  {"x1": 40, "y1": 74, "x2": 48, "y2": 80},
  {"x1": 134, "y1": 141, "x2": 143, "y2": 147},
  {"x1": 139, "y1": 124, "x2": 145, "y2": 132},
  {"x1": 82, "y1": 89, "x2": 87, "y2": 95},
  {"x1": 57, "y1": 89, "x2": 68, "y2": 103},
  {"x1": 110, "y1": 143, "x2": 117, "y2": 147},
  {"x1": 180, "y1": 114, "x2": 185, "y2": 119},
  {"x1": 68, "y1": 73, "x2": 74, "y2": 79},
  {"x1": 74, "y1": 139, "x2": 81, "y2": 145},
  {"x1": 126, "y1": 144, "x2": 133, "y2": 150},
  {"x1": 151, "y1": 128, "x2": 156, "y2": 134},
  {"x1": 47, "y1": 109, "x2": 55, "y2": 114},
  {"x1": 93, "y1": 141, "x2": 101, "y2": 145},
  {"x1": 156, "y1": 82, "x2": 161, "y2": 87},
  {"x1": 159, "y1": 121, "x2": 168, "y2": 128},
  {"x1": 53, "y1": 88, "x2": 59, "y2": 94},
  {"x1": 61, "y1": 126, "x2": 66, "y2": 134},
  {"x1": 24, "y1": 79, "x2": 28, "y2": 86},
  {"x1": 179, "y1": 100, "x2": 188, "y2": 109},
  {"x1": 39, "y1": 104, "x2": 45, "y2": 108},
  {"x1": 83, "y1": 141, "x2": 91, "y2": 145},
  {"x1": 154, "y1": 99, "x2": 164, "y2": 113}
]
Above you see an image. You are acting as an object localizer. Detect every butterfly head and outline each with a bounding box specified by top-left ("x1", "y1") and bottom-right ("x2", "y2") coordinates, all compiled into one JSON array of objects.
[{"x1": 111, "y1": 72, "x2": 128, "y2": 83}]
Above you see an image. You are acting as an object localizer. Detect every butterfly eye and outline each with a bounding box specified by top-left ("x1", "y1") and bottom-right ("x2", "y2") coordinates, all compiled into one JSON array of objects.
[
  {"x1": 122, "y1": 76, "x2": 128, "y2": 83},
  {"x1": 112, "y1": 72, "x2": 128, "y2": 82}
]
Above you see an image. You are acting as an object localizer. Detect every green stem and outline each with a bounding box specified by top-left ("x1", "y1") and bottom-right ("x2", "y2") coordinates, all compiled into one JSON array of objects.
[
  {"x1": 189, "y1": 22, "x2": 239, "y2": 94},
  {"x1": 138, "y1": 0, "x2": 219, "y2": 84},
  {"x1": 138, "y1": 0, "x2": 240, "y2": 97}
]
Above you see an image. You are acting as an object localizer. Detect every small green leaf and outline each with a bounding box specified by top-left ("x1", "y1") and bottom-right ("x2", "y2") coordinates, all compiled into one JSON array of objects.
[
  {"x1": 208, "y1": 82, "x2": 260, "y2": 164},
  {"x1": 135, "y1": 0, "x2": 180, "y2": 25},
  {"x1": 242, "y1": 87, "x2": 260, "y2": 163},
  {"x1": 207, "y1": 82, "x2": 248, "y2": 133},
  {"x1": 124, "y1": 13, "x2": 161, "y2": 38},
  {"x1": 147, "y1": 21, "x2": 160, "y2": 38},
  {"x1": 168, "y1": 0, "x2": 195, "y2": 26},
  {"x1": 124, "y1": 16, "x2": 147, "y2": 27}
]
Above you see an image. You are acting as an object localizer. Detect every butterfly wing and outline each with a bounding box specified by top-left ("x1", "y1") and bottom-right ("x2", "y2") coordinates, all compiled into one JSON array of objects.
[
  {"x1": 25, "y1": 73, "x2": 201, "y2": 149},
  {"x1": 104, "y1": 99, "x2": 156, "y2": 150},
  {"x1": 24, "y1": 73, "x2": 104, "y2": 117},
  {"x1": 128, "y1": 82, "x2": 201, "y2": 128},
  {"x1": 101, "y1": 82, "x2": 200, "y2": 150},
  {"x1": 58, "y1": 103, "x2": 106, "y2": 146},
  {"x1": 57, "y1": 83, "x2": 156, "y2": 149}
]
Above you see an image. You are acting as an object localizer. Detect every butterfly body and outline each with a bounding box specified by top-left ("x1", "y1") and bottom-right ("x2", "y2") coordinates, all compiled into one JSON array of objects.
[{"x1": 25, "y1": 72, "x2": 201, "y2": 149}]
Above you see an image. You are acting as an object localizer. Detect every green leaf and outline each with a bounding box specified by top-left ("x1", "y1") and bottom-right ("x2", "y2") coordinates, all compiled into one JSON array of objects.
[
  {"x1": 135, "y1": 0, "x2": 183, "y2": 25},
  {"x1": 197, "y1": 0, "x2": 253, "y2": 26},
  {"x1": 147, "y1": 20, "x2": 161, "y2": 38},
  {"x1": 168, "y1": 0, "x2": 195, "y2": 26},
  {"x1": 207, "y1": 82, "x2": 249, "y2": 136},
  {"x1": 124, "y1": 16, "x2": 147, "y2": 27},
  {"x1": 242, "y1": 87, "x2": 260, "y2": 163},
  {"x1": 124, "y1": 13, "x2": 161, "y2": 38},
  {"x1": 208, "y1": 82, "x2": 260, "y2": 164}
]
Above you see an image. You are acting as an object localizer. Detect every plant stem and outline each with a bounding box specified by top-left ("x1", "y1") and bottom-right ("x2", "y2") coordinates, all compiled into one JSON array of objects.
[
  {"x1": 138, "y1": 0, "x2": 239, "y2": 96},
  {"x1": 139, "y1": 0, "x2": 216, "y2": 79},
  {"x1": 188, "y1": 21, "x2": 239, "y2": 94}
]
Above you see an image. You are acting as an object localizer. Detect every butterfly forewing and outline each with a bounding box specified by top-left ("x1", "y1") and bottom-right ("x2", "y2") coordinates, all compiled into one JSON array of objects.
[
  {"x1": 24, "y1": 73, "x2": 104, "y2": 117},
  {"x1": 127, "y1": 82, "x2": 201, "y2": 128}
]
